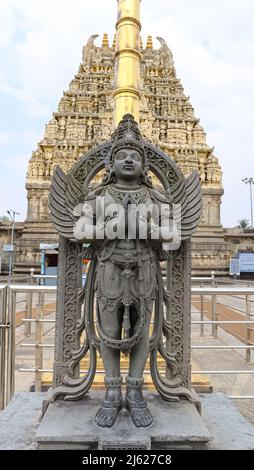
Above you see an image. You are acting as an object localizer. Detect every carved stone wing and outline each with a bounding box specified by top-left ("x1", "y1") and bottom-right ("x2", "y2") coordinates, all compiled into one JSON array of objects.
[
  {"x1": 156, "y1": 36, "x2": 169, "y2": 51},
  {"x1": 86, "y1": 34, "x2": 99, "y2": 46},
  {"x1": 171, "y1": 170, "x2": 202, "y2": 241},
  {"x1": 49, "y1": 166, "x2": 84, "y2": 239}
]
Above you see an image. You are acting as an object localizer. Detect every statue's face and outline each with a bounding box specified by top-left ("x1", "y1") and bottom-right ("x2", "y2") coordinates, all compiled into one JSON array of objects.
[{"x1": 112, "y1": 149, "x2": 143, "y2": 182}]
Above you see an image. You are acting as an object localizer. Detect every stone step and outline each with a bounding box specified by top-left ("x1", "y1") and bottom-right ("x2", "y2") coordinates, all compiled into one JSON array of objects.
[{"x1": 41, "y1": 372, "x2": 212, "y2": 393}]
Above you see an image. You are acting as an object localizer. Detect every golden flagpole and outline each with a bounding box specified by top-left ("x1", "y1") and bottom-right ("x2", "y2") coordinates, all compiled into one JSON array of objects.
[{"x1": 113, "y1": 0, "x2": 141, "y2": 128}]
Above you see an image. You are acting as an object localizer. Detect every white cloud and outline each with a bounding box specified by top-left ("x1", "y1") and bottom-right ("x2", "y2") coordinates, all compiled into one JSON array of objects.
[
  {"x1": 0, "y1": 182, "x2": 26, "y2": 220},
  {"x1": 1, "y1": 151, "x2": 28, "y2": 172},
  {"x1": 0, "y1": 151, "x2": 27, "y2": 219},
  {"x1": 0, "y1": 0, "x2": 116, "y2": 118},
  {"x1": 0, "y1": 131, "x2": 13, "y2": 145},
  {"x1": 0, "y1": 0, "x2": 17, "y2": 48}
]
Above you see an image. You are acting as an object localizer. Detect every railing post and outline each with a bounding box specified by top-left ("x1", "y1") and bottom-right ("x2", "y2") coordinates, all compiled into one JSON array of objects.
[
  {"x1": 0, "y1": 286, "x2": 7, "y2": 409},
  {"x1": 211, "y1": 294, "x2": 218, "y2": 337},
  {"x1": 30, "y1": 267, "x2": 34, "y2": 285},
  {"x1": 35, "y1": 292, "x2": 44, "y2": 392},
  {"x1": 24, "y1": 291, "x2": 32, "y2": 338},
  {"x1": 200, "y1": 294, "x2": 204, "y2": 336},
  {"x1": 246, "y1": 294, "x2": 251, "y2": 363},
  {"x1": 211, "y1": 271, "x2": 215, "y2": 287},
  {"x1": 6, "y1": 288, "x2": 16, "y2": 404}
]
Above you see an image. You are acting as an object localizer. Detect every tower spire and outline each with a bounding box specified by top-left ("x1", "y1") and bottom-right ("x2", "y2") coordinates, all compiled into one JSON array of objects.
[
  {"x1": 146, "y1": 35, "x2": 153, "y2": 49},
  {"x1": 102, "y1": 33, "x2": 109, "y2": 48},
  {"x1": 113, "y1": 0, "x2": 141, "y2": 128}
]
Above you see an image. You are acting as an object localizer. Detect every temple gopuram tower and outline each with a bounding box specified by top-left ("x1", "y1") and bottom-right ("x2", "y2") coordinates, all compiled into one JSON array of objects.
[{"x1": 16, "y1": 32, "x2": 229, "y2": 275}]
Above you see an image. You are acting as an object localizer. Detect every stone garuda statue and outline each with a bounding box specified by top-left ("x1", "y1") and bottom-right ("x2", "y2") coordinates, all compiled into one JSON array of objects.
[{"x1": 48, "y1": 114, "x2": 202, "y2": 428}]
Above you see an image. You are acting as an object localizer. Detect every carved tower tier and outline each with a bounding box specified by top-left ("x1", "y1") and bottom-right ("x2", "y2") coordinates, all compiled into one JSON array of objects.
[{"x1": 15, "y1": 33, "x2": 229, "y2": 275}]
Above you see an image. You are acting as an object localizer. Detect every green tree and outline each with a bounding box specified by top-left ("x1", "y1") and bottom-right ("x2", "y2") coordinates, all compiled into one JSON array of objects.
[
  {"x1": 238, "y1": 218, "x2": 250, "y2": 229},
  {"x1": 0, "y1": 215, "x2": 10, "y2": 222}
]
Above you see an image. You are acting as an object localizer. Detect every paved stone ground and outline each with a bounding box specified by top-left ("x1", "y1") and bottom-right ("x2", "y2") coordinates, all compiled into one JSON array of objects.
[
  {"x1": 0, "y1": 393, "x2": 45, "y2": 450},
  {"x1": 233, "y1": 400, "x2": 254, "y2": 425}
]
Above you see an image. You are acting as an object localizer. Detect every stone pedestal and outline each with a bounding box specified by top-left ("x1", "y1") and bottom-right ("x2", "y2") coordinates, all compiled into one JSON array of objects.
[
  {"x1": 1, "y1": 392, "x2": 254, "y2": 450},
  {"x1": 36, "y1": 391, "x2": 211, "y2": 450}
]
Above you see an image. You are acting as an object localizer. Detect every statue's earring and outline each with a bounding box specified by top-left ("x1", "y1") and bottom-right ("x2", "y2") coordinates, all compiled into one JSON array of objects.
[
  {"x1": 102, "y1": 170, "x2": 111, "y2": 185},
  {"x1": 143, "y1": 170, "x2": 153, "y2": 188},
  {"x1": 111, "y1": 170, "x2": 116, "y2": 183},
  {"x1": 138, "y1": 172, "x2": 145, "y2": 185}
]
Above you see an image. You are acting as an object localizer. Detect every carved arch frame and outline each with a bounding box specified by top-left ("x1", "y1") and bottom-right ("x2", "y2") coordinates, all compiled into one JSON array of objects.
[{"x1": 51, "y1": 141, "x2": 198, "y2": 406}]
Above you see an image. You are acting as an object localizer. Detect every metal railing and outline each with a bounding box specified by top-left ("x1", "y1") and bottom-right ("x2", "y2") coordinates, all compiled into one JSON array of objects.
[
  {"x1": 1, "y1": 283, "x2": 254, "y2": 408},
  {"x1": 1, "y1": 284, "x2": 56, "y2": 407},
  {"x1": 30, "y1": 269, "x2": 57, "y2": 286},
  {"x1": 18, "y1": 285, "x2": 254, "y2": 400},
  {"x1": 20, "y1": 313, "x2": 55, "y2": 392},
  {"x1": 192, "y1": 286, "x2": 254, "y2": 361},
  {"x1": 0, "y1": 285, "x2": 7, "y2": 409},
  {"x1": 0, "y1": 275, "x2": 31, "y2": 284}
]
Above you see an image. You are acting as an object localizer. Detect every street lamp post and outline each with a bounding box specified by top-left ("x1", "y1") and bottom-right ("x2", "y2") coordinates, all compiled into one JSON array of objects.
[
  {"x1": 242, "y1": 178, "x2": 254, "y2": 227},
  {"x1": 7, "y1": 209, "x2": 20, "y2": 278}
]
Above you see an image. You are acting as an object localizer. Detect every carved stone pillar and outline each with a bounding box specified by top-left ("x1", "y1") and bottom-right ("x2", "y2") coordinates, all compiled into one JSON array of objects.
[{"x1": 53, "y1": 238, "x2": 82, "y2": 387}]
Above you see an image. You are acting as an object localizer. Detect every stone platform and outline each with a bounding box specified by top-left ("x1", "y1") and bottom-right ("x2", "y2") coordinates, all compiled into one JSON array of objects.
[
  {"x1": 36, "y1": 391, "x2": 211, "y2": 450},
  {"x1": 1, "y1": 392, "x2": 254, "y2": 450}
]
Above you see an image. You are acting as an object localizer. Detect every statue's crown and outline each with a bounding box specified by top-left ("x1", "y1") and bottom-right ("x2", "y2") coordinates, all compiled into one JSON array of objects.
[{"x1": 110, "y1": 114, "x2": 145, "y2": 161}]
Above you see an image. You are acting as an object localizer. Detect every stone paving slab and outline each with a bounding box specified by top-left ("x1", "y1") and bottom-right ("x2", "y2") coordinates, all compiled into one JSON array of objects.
[
  {"x1": 0, "y1": 392, "x2": 45, "y2": 450},
  {"x1": 202, "y1": 393, "x2": 254, "y2": 450}
]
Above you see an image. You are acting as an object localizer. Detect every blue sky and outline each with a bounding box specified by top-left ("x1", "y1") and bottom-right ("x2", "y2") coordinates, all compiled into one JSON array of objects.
[{"x1": 0, "y1": 0, "x2": 254, "y2": 226}]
